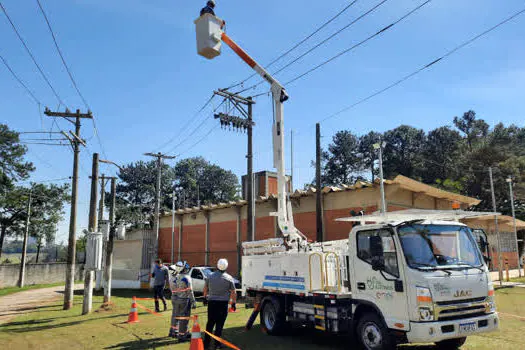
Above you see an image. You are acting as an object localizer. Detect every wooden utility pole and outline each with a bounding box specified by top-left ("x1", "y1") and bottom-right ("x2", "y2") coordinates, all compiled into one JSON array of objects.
[
  {"x1": 104, "y1": 177, "x2": 117, "y2": 303},
  {"x1": 83, "y1": 152, "x2": 99, "y2": 315},
  {"x1": 17, "y1": 190, "x2": 32, "y2": 288},
  {"x1": 144, "y1": 152, "x2": 176, "y2": 258},
  {"x1": 213, "y1": 90, "x2": 256, "y2": 241},
  {"x1": 45, "y1": 107, "x2": 92, "y2": 310},
  {"x1": 316, "y1": 123, "x2": 324, "y2": 242}
]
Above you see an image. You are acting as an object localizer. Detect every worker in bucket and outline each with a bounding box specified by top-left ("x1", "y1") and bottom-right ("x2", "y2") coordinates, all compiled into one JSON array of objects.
[
  {"x1": 151, "y1": 259, "x2": 169, "y2": 312},
  {"x1": 169, "y1": 261, "x2": 196, "y2": 341},
  {"x1": 203, "y1": 258, "x2": 236, "y2": 349},
  {"x1": 200, "y1": 0, "x2": 216, "y2": 16}
]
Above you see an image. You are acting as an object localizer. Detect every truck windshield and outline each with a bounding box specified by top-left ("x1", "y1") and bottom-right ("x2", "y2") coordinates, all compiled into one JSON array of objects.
[{"x1": 398, "y1": 224, "x2": 482, "y2": 270}]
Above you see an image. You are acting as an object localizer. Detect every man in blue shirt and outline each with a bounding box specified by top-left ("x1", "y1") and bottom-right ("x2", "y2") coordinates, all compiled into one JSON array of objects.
[{"x1": 151, "y1": 259, "x2": 169, "y2": 312}]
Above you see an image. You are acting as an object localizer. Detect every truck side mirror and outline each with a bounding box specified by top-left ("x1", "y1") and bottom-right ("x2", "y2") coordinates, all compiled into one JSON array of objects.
[{"x1": 370, "y1": 235, "x2": 385, "y2": 271}]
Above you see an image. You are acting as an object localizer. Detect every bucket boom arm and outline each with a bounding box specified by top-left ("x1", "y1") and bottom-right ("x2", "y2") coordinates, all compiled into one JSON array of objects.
[{"x1": 220, "y1": 33, "x2": 307, "y2": 248}]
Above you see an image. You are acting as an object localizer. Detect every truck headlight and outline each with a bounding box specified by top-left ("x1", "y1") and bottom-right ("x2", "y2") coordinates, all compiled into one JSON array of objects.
[
  {"x1": 416, "y1": 287, "x2": 434, "y2": 321},
  {"x1": 486, "y1": 285, "x2": 496, "y2": 313}
]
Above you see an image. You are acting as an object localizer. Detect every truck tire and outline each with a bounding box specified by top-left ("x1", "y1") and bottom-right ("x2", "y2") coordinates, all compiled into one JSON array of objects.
[
  {"x1": 435, "y1": 337, "x2": 467, "y2": 349},
  {"x1": 260, "y1": 296, "x2": 286, "y2": 335},
  {"x1": 356, "y1": 312, "x2": 396, "y2": 350}
]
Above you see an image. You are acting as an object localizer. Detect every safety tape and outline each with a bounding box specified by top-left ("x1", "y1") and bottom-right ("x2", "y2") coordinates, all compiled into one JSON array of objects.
[
  {"x1": 135, "y1": 297, "x2": 154, "y2": 301},
  {"x1": 136, "y1": 303, "x2": 162, "y2": 317},
  {"x1": 202, "y1": 330, "x2": 241, "y2": 350}
]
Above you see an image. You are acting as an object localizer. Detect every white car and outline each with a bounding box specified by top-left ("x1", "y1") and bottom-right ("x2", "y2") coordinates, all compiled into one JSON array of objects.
[{"x1": 189, "y1": 266, "x2": 241, "y2": 294}]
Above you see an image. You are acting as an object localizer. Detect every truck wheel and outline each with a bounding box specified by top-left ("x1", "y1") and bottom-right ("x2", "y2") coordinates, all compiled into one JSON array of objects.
[
  {"x1": 435, "y1": 337, "x2": 467, "y2": 349},
  {"x1": 260, "y1": 296, "x2": 286, "y2": 335},
  {"x1": 356, "y1": 312, "x2": 395, "y2": 350}
]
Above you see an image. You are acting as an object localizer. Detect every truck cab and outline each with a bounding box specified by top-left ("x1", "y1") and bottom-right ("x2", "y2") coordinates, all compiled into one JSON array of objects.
[{"x1": 349, "y1": 220, "x2": 498, "y2": 348}]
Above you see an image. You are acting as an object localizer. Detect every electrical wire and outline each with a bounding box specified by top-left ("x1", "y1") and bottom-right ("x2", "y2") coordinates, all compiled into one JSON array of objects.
[
  {"x1": 155, "y1": 94, "x2": 215, "y2": 151},
  {"x1": 236, "y1": 0, "x2": 391, "y2": 94},
  {"x1": 0, "y1": 53, "x2": 42, "y2": 106},
  {"x1": 319, "y1": 6, "x2": 525, "y2": 124},
  {"x1": 0, "y1": 1, "x2": 64, "y2": 106},
  {"x1": 177, "y1": 123, "x2": 219, "y2": 157},
  {"x1": 225, "y1": 0, "x2": 360, "y2": 90}
]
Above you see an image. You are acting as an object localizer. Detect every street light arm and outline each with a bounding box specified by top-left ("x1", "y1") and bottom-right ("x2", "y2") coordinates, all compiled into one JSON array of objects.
[{"x1": 99, "y1": 159, "x2": 123, "y2": 172}]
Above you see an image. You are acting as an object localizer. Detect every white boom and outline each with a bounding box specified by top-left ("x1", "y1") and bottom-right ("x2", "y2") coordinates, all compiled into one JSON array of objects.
[{"x1": 195, "y1": 14, "x2": 307, "y2": 248}]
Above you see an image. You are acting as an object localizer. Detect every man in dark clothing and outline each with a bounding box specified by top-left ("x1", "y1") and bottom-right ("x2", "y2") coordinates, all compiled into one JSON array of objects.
[
  {"x1": 200, "y1": 0, "x2": 215, "y2": 16},
  {"x1": 151, "y1": 259, "x2": 169, "y2": 312},
  {"x1": 203, "y1": 258, "x2": 236, "y2": 349}
]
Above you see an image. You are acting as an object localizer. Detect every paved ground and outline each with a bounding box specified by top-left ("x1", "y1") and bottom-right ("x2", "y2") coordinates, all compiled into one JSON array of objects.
[{"x1": 0, "y1": 283, "x2": 83, "y2": 324}]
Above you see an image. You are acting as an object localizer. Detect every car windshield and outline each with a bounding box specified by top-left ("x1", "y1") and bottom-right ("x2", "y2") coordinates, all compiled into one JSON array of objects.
[
  {"x1": 202, "y1": 267, "x2": 216, "y2": 277},
  {"x1": 398, "y1": 224, "x2": 482, "y2": 270}
]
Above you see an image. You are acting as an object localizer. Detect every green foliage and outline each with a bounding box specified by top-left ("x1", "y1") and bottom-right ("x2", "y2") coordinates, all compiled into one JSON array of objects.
[{"x1": 0, "y1": 124, "x2": 34, "y2": 191}]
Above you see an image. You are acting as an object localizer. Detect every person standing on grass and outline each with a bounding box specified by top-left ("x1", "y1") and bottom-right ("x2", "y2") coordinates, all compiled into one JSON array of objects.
[
  {"x1": 151, "y1": 259, "x2": 169, "y2": 312},
  {"x1": 168, "y1": 261, "x2": 196, "y2": 341},
  {"x1": 203, "y1": 258, "x2": 236, "y2": 349}
]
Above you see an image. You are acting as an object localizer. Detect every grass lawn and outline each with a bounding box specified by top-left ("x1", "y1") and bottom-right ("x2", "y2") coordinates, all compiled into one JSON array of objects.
[
  {"x1": 1, "y1": 287, "x2": 524, "y2": 349},
  {"x1": 0, "y1": 282, "x2": 67, "y2": 297},
  {"x1": 510, "y1": 277, "x2": 525, "y2": 283}
]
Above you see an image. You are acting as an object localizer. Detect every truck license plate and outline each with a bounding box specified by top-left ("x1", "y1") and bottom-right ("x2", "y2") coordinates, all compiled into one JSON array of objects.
[{"x1": 459, "y1": 322, "x2": 477, "y2": 333}]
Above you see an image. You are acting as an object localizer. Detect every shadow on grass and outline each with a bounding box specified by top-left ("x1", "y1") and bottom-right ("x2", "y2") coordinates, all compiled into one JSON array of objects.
[
  {"x1": 104, "y1": 336, "x2": 180, "y2": 349},
  {"x1": 3, "y1": 313, "x2": 126, "y2": 333}
]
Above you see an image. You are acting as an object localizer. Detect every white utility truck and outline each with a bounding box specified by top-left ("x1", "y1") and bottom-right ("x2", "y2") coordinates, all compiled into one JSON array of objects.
[{"x1": 194, "y1": 11, "x2": 499, "y2": 350}]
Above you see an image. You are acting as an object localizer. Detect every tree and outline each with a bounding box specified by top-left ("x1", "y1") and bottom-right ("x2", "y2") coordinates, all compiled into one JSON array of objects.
[
  {"x1": 420, "y1": 126, "x2": 462, "y2": 184},
  {"x1": 321, "y1": 131, "x2": 361, "y2": 186},
  {"x1": 0, "y1": 183, "x2": 69, "y2": 260},
  {"x1": 0, "y1": 124, "x2": 34, "y2": 191},
  {"x1": 382, "y1": 125, "x2": 426, "y2": 179},
  {"x1": 173, "y1": 157, "x2": 238, "y2": 207},
  {"x1": 357, "y1": 131, "x2": 381, "y2": 181},
  {"x1": 453, "y1": 110, "x2": 489, "y2": 152}
]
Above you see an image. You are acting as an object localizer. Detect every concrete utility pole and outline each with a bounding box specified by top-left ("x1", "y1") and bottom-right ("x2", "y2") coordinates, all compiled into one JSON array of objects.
[
  {"x1": 17, "y1": 189, "x2": 32, "y2": 288},
  {"x1": 104, "y1": 177, "x2": 117, "y2": 303},
  {"x1": 316, "y1": 123, "x2": 324, "y2": 242},
  {"x1": 98, "y1": 174, "x2": 106, "y2": 230},
  {"x1": 489, "y1": 167, "x2": 504, "y2": 285},
  {"x1": 213, "y1": 90, "x2": 256, "y2": 241},
  {"x1": 144, "y1": 152, "x2": 176, "y2": 258},
  {"x1": 506, "y1": 177, "x2": 521, "y2": 277},
  {"x1": 45, "y1": 107, "x2": 92, "y2": 310},
  {"x1": 83, "y1": 153, "x2": 99, "y2": 315},
  {"x1": 374, "y1": 139, "x2": 387, "y2": 215},
  {"x1": 171, "y1": 190, "x2": 176, "y2": 263},
  {"x1": 290, "y1": 129, "x2": 294, "y2": 192}
]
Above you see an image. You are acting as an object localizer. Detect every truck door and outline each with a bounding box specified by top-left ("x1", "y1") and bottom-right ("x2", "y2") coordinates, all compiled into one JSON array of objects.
[{"x1": 350, "y1": 228, "x2": 410, "y2": 330}]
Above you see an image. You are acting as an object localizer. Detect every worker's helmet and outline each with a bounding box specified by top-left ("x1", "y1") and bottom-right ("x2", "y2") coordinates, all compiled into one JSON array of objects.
[
  {"x1": 173, "y1": 261, "x2": 185, "y2": 274},
  {"x1": 217, "y1": 258, "x2": 228, "y2": 271},
  {"x1": 207, "y1": 0, "x2": 216, "y2": 8}
]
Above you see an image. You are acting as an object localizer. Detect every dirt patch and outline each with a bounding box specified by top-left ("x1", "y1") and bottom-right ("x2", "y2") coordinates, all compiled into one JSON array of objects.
[{"x1": 0, "y1": 284, "x2": 83, "y2": 324}]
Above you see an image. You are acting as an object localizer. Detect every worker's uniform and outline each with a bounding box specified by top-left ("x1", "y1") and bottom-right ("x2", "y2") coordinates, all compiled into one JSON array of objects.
[
  {"x1": 152, "y1": 264, "x2": 169, "y2": 312},
  {"x1": 169, "y1": 272, "x2": 195, "y2": 339},
  {"x1": 204, "y1": 271, "x2": 236, "y2": 348},
  {"x1": 200, "y1": 5, "x2": 215, "y2": 16}
]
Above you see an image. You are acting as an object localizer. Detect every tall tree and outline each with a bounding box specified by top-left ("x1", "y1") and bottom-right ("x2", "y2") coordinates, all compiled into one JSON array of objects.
[
  {"x1": 453, "y1": 110, "x2": 489, "y2": 151},
  {"x1": 382, "y1": 125, "x2": 426, "y2": 179},
  {"x1": 421, "y1": 126, "x2": 462, "y2": 184},
  {"x1": 358, "y1": 131, "x2": 381, "y2": 181},
  {"x1": 0, "y1": 124, "x2": 34, "y2": 190},
  {"x1": 321, "y1": 131, "x2": 361, "y2": 186}
]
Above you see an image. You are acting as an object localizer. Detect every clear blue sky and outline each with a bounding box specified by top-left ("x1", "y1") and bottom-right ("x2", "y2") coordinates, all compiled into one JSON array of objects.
[{"x1": 2, "y1": 0, "x2": 524, "y2": 243}]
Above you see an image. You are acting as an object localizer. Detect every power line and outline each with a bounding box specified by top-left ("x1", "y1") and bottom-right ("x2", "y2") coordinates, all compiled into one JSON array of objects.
[
  {"x1": 236, "y1": 0, "x2": 391, "y2": 94},
  {"x1": 0, "y1": 1, "x2": 64, "y2": 106},
  {"x1": 177, "y1": 123, "x2": 219, "y2": 157},
  {"x1": 35, "y1": 0, "x2": 89, "y2": 110},
  {"x1": 226, "y1": 0, "x2": 360, "y2": 90},
  {"x1": 285, "y1": 0, "x2": 433, "y2": 86},
  {"x1": 0, "y1": 53, "x2": 42, "y2": 106},
  {"x1": 320, "y1": 6, "x2": 525, "y2": 124},
  {"x1": 155, "y1": 94, "x2": 215, "y2": 151}
]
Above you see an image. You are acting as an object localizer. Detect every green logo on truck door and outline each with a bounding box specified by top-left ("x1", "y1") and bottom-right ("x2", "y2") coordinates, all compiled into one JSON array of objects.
[{"x1": 366, "y1": 276, "x2": 394, "y2": 291}]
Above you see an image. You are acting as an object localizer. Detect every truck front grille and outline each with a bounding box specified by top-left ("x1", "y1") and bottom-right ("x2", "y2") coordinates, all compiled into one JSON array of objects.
[{"x1": 434, "y1": 297, "x2": 487, "y2": 321}]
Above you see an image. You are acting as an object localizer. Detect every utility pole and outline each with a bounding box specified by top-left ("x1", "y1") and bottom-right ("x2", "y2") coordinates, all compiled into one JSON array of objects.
[
  {"x1": 144, "y1": 152, "x2": 176, "y2": 258},
  {"x1": 98, "y1": 174, "x2": 106, "y2": 230},
  {"x1": 316, "y1": 123, "x2": 324, "y2": 242},
  {"x1": 489, "y1": 167, "x2": 504, "y2": 285},
  {"x1": 290, "y1": 129, "x2": 294, "y2": 192},
  {"x1": 17, "y1": 189, "x2": 32, "y2": 288},
  {"x1": 506, "y1": 177, "x2": 521, "y2": 277},
  {"x1": 374, "y1": 139, "x2": 387, "y2": 215},
  {"x1": 104, "y1": 177, "x2": 117, "y2": 303},
  {"x1": 171, "y1": 189, "x2": 176, "y2": 263},
  {"x1": 45, "y1": 107, "x2": 92, "y2": 310},
  {"x1": 83, "y1": 153, "x2": 99, "y2": 315},
  {"x1": 213, "y1": 89, "x2": 256, "y2": 241}
]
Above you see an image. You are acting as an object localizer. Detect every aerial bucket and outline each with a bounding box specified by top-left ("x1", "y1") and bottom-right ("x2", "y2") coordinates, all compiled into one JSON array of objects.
[{"x1": 194, "y1": 14, "x2": 223, "y2": 59}]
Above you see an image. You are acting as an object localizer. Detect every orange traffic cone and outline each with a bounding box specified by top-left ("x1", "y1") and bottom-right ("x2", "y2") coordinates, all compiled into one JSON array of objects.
[
  {"x1": 127, "y1": 296, "x2": 140, "y2": 323},
  {"x1": 228, "y1": 298, "x2": 237, "y2": 313},
  {"x1": 189, "y1": 315, "x2": 204, "y2": 350}
]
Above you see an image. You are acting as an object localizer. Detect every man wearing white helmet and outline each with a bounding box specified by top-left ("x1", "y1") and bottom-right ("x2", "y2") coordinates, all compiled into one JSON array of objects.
[
  {"x1": 168, "y1": 261, "x2": 196, "y2": 341},
  {"x1": 203, "y1": 258, "x2": 236, "y2": 349},
  {"x1": 200, "y1": 0, "x2": 215, "y2": 16}
]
